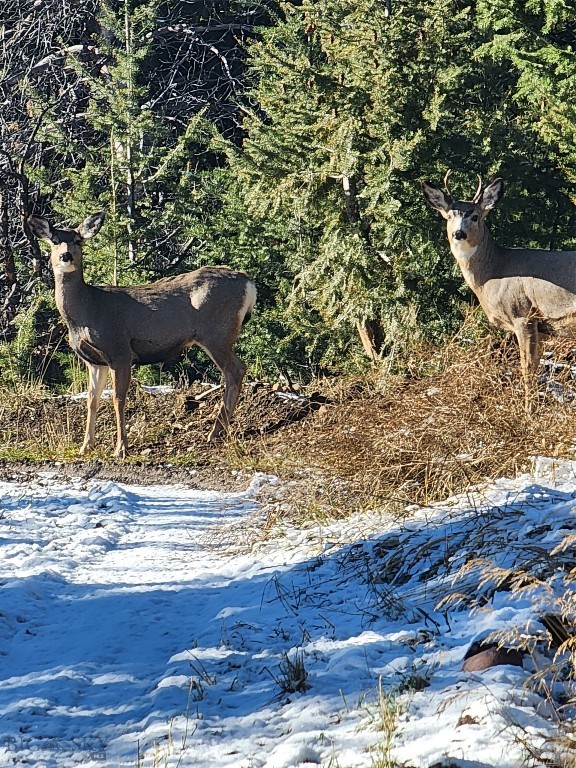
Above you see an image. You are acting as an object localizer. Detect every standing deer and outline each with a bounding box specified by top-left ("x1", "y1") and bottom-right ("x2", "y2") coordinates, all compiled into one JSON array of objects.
[
  {"x1": 29, "y1": 211, "x2": 257, "y2": 457},
  {"x1": 422, "y1": 173, "x2": 576, "y2": 409}
]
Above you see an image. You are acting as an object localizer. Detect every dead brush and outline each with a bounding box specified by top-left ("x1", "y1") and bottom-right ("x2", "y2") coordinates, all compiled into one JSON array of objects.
[
  {"x1": 267, "y1": 649, "x2": 310, "y2": 695},
  {"x1": 262, "y1": 331, "x2": 576, "y2": 515},
  {"x1": 0, "y1": 381, "x2": 220, "y2": 462}
]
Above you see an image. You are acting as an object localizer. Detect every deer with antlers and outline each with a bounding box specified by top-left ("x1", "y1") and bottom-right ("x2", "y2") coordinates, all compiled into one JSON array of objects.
[
  {"x1": 422, "y1": 172, "x2": 576, "y2": 409},
  {"x1": 29, "y1": 211, "x2": 256, "y2": 457}
]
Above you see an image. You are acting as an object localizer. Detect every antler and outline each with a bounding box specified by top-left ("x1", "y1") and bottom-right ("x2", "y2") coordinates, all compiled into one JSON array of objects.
[
  {"x1": 472, "y1": 174, "x2": 483, "y2": 203},
  {"x1": 443, "y1": 169, "x2": 453, "y2": 197}
]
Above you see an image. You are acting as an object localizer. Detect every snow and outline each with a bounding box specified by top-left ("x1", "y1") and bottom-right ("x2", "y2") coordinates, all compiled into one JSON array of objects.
[
  {"x1": 70, "y1": 384, "x2": 174, "y2": 401},
  {"x1": 0, "y1": 461, "x2": 574, "y2": 767}
]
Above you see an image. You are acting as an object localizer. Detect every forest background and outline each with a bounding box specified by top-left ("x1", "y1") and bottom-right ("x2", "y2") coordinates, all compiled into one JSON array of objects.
[{"x1": 0, "y1": 0, "x2": 575, "y2": 391}]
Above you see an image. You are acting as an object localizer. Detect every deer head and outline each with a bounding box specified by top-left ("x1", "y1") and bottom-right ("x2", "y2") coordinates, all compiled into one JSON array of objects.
[
  {"x1": 28, "y1": 212, "x2": 105, "y2": 276},
  {"x1": 422, "y1": 175, "x2": 504, "y2": 251}
]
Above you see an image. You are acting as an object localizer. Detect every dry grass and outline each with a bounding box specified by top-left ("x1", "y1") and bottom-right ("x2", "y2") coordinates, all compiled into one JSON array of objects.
[
  {"x1": 1, "y1": 328, "x2": 576, "y2": 518},
  {"x1": 256, "y1": 332, "x2": 576, "y2": 516}
]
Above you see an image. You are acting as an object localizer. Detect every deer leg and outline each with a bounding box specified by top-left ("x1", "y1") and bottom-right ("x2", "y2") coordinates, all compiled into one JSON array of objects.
[
  {"x1": 80, "y1": 363, "x2": 109, "y2": 454},
  {"x1": 514, "y1": 320, "x2": 541, "y2": 411},
  {"x1": 110, "y1": 365, "x2": 132, "y2": 458},
  {"x1": 203, "y1": 346, "x2": 247, "y2": 442}
]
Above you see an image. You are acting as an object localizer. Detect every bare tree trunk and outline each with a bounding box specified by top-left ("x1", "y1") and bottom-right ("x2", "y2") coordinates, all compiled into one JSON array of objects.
[
  {"x1": 342, "y1": 174, "x2": 360, "y2": 221},
  {"x1": 0, "y1": 188, "x2": 16, "y2": 288},
  {"x1": 342, "y1": 174, "x2": 383, "y2": 360},
  {"x1": 124, "y1": 0, "x2": 136, "y2": 264},
  {"x1": 356, "y1": 321, "x2": 382, "y2": 361}
]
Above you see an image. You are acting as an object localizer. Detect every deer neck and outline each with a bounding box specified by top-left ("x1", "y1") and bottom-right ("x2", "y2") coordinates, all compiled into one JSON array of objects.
[
  {"x1": 54, "y1": 268, "x2": 89, "y2": 324},
  {"x1": 450, "y1": 226, "x2": 498, "y2": 293}
]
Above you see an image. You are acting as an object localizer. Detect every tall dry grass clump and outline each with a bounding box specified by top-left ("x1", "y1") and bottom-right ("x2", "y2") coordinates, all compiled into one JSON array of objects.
[{"x1": 266, "y1": 332, "x2": 576, "y2": 514}]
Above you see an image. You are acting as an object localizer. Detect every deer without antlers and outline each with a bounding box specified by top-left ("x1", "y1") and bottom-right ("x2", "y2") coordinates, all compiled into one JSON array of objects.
[
  {"x1": 422, "y1": 172, "x2": 576, "y2": 410},
  {"x1": 29, "y1": 211, "x2": 257, "y2": 457}
]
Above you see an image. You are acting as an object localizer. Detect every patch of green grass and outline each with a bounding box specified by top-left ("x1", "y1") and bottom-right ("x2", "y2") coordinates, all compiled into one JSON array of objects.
[
  {"x1": 0, "y1": 440, "x2": 79, "y2": 463},
  {"x1": 359, "y1": 677, "x2": 405, "y2": 768}
]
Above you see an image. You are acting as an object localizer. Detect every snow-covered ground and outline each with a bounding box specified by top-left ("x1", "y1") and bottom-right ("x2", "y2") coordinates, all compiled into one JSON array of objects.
[{"x1": 0, "y1": 460, "x2": 574, "y2": 768}]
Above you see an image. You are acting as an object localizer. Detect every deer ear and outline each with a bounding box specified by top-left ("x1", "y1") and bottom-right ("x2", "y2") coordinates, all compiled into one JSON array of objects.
[
  {"x1": 28, "y1": 215, "x2": 54, "y2": 242},
  {"x1": 422, "y1": 181, "x2": 452, "y2": 219},
  {"x1": 479, "y1": 178, "x2": 504, "y2": 211},
  {"x1": 78, "y1": 212, "x2": 105, "y2": 240}
]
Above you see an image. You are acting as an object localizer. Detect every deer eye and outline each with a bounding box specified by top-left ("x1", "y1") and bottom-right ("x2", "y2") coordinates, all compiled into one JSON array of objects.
[{"x1": 471, "y1": 214, "x2": 479, "y2": 222}]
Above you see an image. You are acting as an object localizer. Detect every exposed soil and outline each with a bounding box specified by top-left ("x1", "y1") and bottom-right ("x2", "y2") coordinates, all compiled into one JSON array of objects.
[{"x1": 0, "y1": 458, "x2": 248, "y2": 490}]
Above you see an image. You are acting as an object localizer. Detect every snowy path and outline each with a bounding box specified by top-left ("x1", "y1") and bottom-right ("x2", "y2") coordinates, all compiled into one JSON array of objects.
[
  {"x1": 0, "y1": 474, "x2": 275, "y2": 765},
  {"x1": 0, "y1": 464, "x2": 574, "y2": 767}
]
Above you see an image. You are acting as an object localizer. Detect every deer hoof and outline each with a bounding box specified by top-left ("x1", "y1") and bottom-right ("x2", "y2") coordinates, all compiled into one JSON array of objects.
[{"x1": 207, "y1": 426, "x2": 224, "y2": 443}]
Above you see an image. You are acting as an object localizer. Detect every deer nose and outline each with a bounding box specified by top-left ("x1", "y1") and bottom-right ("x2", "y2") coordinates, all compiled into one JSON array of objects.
[
  {"x1": 60, "y1": 253, "x2": 73, "y2": 263},
  {"x1": 454, "y1": 230, "x2": 467, "y2": 241}
]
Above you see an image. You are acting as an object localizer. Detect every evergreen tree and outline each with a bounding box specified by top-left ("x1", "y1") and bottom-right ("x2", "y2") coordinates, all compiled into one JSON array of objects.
[
  {"x1": 0, "y1": 0, "x2": 98, "y2": 314},
  {"x1": 3, "y1": 0, "x2": 576, "y2": 385},
  {"x1": 477, "y1": 1, "x2": 576, "y2": 184},
  {"x1": 26, "y1": 0, "x2": 221, "y2": 285},
  {"x1": 3, "y1": 0, "x2": 279, "y2": 383},
  {"x1": 229, "y1": 0, "x2": 576, "y2": 368},
  {"x1": 474, "y1": 1, "x2": 576, "y2": 249}
]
